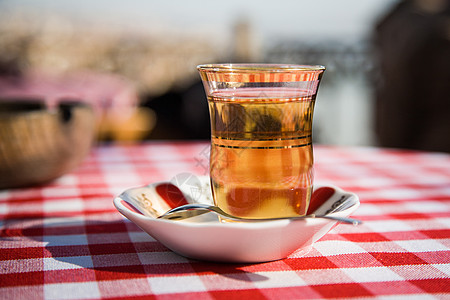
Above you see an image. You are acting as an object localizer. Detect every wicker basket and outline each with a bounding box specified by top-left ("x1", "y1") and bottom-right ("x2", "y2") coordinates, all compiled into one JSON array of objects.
[{"x1": 0, "y1": 99, "x2": 96, "y2": 189}]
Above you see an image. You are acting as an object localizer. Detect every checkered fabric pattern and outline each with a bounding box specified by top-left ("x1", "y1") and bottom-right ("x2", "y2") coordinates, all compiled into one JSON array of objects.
[{"x1": 1, "y1": 142, "x2": 449, "y2": 299}]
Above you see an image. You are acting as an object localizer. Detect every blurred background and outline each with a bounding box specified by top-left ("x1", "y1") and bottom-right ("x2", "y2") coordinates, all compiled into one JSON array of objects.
[{"x1": 1, "y1": 0, "x2": 449, "y2": 151}]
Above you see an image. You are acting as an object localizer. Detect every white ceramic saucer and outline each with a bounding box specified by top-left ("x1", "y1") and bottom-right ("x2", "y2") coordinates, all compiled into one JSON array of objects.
[{"x1": 113, "y1": 176, "x2": 359, "y2": 263}]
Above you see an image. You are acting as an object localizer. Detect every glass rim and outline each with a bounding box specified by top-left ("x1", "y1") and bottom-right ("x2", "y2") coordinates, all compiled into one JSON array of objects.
[{"x1": 197, "y1": 63, "x2": 325, "y2": 72}]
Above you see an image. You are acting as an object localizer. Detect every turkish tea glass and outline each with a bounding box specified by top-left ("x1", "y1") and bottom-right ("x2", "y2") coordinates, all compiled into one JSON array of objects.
[{"x1": 198, "y1": 64, "x2": 325, "y2": 219}]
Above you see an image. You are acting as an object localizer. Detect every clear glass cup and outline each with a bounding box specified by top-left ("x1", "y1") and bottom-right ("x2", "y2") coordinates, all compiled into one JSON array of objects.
[{"x1": 197, "y1": 64, "x2": 325, "y2": 219}]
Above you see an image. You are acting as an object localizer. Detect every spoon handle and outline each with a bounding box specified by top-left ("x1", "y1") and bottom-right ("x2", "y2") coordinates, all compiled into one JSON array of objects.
[
  {"x1": 214, "y1": 213, "x2": 362, "y2": 225},
  {"x1": 307, "y1": 215, "x2": 362, "y2": 225}
]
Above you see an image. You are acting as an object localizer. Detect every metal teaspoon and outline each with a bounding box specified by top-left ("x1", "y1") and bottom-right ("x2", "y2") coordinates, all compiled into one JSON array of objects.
[{"x1": 157, "y1": 203, "x2": 362, "y2": 225}]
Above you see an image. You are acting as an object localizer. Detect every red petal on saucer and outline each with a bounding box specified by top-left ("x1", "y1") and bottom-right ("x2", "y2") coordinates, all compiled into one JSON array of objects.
[
  {"x1": 308, "y1": 187, "x2": 335, "y2": 214},
  {"x1": 156, "y1": 183, "x2": 189, "y2": 208}
]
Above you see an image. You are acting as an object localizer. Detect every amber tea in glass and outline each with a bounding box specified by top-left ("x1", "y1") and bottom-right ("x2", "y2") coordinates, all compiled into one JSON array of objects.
[{"x1": 198, "y1": 64, "x2": 325, "y2": 219}]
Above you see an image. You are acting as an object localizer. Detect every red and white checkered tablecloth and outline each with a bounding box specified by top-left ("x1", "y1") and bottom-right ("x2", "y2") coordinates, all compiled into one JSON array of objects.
[{"x1": 1, "y1": 142, "x2": 449, "y2": 299}]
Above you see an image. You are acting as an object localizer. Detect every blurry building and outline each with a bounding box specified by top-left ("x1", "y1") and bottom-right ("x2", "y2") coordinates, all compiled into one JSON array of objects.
[{"x1": 374, "y1": 0, "x2": 450, "y2": 152}]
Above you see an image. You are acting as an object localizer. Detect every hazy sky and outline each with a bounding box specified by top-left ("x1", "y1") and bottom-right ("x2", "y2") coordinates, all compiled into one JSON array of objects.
[{"x1": 0, "y1": 0, "x2": 399, "y2": 44}]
